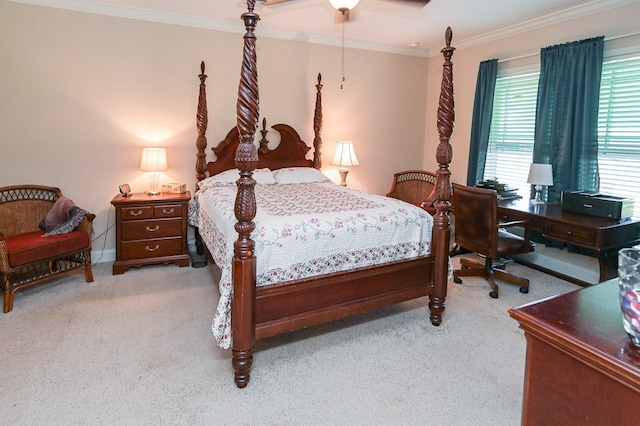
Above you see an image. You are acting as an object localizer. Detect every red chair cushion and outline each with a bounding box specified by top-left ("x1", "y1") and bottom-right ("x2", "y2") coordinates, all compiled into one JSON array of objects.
[{"x1": 5, "y1": 230, "x2": 90, "y2": 267}]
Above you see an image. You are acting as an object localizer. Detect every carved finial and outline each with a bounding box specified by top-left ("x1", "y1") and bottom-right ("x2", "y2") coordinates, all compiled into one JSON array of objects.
[
  {"x1": 247, "y1": 0, "x2": 255, "y2": 13},
  {"x1": 317, "y1": 73, "x2": 322, "y2": 84},
  {"x1": 198, "y1": 61, "x2": 207, "y2": 84},
  {"x1": 445, "y1": 27, "x2": 452, "y2": 47}
]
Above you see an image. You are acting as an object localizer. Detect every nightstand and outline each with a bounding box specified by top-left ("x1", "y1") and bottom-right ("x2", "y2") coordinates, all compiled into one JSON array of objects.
[{"x1": 111, "y1": 192, "x2": 191, "y2": 274}]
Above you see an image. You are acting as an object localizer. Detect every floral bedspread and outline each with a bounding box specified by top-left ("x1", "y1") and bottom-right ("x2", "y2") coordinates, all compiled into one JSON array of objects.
[{"x1": 189, "y1": 182, "x2": 433, "y2": 349}]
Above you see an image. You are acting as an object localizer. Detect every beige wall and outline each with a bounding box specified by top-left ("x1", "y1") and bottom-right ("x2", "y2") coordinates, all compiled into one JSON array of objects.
[
  {"x1": 1, "y1": 2, "x2": 430, "y2": 258},
  {"x1": 4, "y1": 1, "x2": 639, "y2": 260},
  {"x1": 423, "y1": 1, "x2": 640, "y2": 186}
]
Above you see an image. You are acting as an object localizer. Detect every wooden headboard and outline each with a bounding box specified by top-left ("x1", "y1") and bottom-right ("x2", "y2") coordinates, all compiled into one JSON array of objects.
[{"x1": 195, "y1": 69, "x2": 324, "y2": 181}]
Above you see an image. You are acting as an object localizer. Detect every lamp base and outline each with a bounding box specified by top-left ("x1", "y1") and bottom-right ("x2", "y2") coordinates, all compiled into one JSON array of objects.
[
  {"x1": 530, "y1": 185, "x2": 545, "y2": 204},
  {"x1": 147, "y1": 172, "x2": 161, "y2": 196},
  {"x1": 338, "y1": 168, "x2": 349, "y2": 186}
]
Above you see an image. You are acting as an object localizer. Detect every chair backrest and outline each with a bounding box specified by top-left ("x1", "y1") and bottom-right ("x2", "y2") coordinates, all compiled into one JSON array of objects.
[
  {"x1": 386, "y1": 170, "x2": 436, "y2": 206},
  {"x1": 0, "y1": 185, "x2": 62, "y2": 237},
  {"x1": 452, "y1": 184, "x2": 499, "y2": 258}
]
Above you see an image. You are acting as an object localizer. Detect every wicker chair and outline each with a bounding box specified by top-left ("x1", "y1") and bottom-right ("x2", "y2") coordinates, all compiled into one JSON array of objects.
[
  {"x1": 386, "y1": 170, "x2": 437, "y2": 214},
  {"x1": 0, "y1": 185, "x2": 95, "y2": 312}
]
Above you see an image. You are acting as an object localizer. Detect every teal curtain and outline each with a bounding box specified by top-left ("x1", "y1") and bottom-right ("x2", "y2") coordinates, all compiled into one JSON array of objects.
[
  {"x1": 532, "y1": 37, "x2": 604, "y2": 202},
  {"x1": 467, "y1": 59, "x2": 498, "y2": 186}
]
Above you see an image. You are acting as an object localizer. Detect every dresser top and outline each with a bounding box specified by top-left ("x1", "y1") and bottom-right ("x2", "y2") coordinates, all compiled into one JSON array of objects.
[{"x1": 111, "y1": 191, "x2": 191, "y2": 205}]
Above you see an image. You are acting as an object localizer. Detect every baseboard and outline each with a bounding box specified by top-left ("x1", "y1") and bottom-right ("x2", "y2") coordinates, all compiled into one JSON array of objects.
[
  {"x1": 513, "y1": 245, "x2": 600, "y2": 285},
  {"x1": 92, "y1": 249, "x2": 116, "y2": 264}
]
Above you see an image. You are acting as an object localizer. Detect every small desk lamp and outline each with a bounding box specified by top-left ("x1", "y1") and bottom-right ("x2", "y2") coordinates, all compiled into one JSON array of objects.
[
  {"x1": 140, "y1": 148, "x2": 167, "y2": 196},
  {"x1": 527, "y1": 163, "x2": 553, "y2": 204},
  {"x1": 331, "y1": 141, "x2": 359, "y2": 186}
]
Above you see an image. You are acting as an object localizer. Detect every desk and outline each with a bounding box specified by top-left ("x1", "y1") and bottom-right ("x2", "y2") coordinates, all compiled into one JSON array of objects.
[
  {"x1": 498, "y1": 198, "x2": 640, "y2": 284},
  {"x1": 509, "y1": 279, "x2": 640, "y2": 425}
]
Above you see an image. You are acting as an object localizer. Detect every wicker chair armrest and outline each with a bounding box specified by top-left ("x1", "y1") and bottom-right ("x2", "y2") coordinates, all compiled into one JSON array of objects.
[
  {"x1": 76, "y1": 213, "x2": 95, "y2": 236},
  {"x1": 0, "y1": 239, "x2": 9, "y2": 272}
]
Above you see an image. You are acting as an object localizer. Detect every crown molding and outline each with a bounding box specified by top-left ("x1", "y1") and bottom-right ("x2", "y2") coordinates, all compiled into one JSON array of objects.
[
  {"x1": 8, "y1": 0, "x2": 429, "y2": 57},
  {"x1": 427, "y1": 0, "x2": 640, "y2": 57},
  {"x1": 9, "y1": 0, "x2": 634, "y2": 59}
]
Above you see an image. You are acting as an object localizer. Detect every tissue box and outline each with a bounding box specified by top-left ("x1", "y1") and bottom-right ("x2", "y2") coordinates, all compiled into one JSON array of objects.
[{"x1": 162, "y1": 183, "x2": 187, "y2": 194}]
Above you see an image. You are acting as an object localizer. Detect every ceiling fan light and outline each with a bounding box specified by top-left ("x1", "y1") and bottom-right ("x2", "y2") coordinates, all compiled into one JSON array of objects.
[{"x1": 329, "y1": 0, "x2": 360, "y2": 11}]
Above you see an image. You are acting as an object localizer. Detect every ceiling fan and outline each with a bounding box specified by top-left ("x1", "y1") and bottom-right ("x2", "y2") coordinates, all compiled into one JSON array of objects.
[{"x1": 259, "y1": 0, "x2": 431, "y2": 23}]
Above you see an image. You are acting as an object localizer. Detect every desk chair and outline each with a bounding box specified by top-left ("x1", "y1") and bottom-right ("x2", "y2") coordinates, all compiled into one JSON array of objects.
[{"x1": 452, "y1": 184, "x2": 534, "y2": 298}]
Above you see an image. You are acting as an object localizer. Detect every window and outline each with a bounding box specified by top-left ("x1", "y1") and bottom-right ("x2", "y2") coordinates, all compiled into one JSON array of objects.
[
  {"x1": 597, "y1": 56, "x2": 640, "y2": 217},
  {"x1": 484, "y1": 55, "x2": 640, "y2": 216},
  {"x1": 484, "y1": 71, "x2": 539, "y2": 191}
]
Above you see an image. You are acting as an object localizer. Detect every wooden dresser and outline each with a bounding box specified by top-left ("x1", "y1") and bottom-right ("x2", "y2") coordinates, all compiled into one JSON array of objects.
[
  {"x1": 111, "y1": 192, "x2": 191, "y2": 274},
  {"x1": 509, "y1": 279, "x2": 640, "y2": 425}
]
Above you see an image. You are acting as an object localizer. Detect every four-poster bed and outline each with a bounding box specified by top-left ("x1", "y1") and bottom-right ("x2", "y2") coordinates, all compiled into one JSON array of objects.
[{"x1": 191, "y1": 1, "x2": 456, "y2": 388}]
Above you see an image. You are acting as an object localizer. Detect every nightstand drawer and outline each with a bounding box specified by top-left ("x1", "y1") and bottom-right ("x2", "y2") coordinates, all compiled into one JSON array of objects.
[
  {"x1": 120, "y1": 218, "x2": 182, "y2": 241},
  {"x1": 121, "y1": 206, "x2": 153, "y2": 221},
  {"x1": 121, "y1": 237, "x2": 182, "y2": 260},
  {"x1": 153, "y1": 204, "x2": 183, "y2": 218},
  {"x1": 544, "y1": 221, "x2": 595, "y2": 246}
]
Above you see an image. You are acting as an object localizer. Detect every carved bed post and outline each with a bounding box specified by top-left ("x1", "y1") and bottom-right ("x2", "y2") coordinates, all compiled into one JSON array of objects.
[
  {"x1": 194, "y1": 61, "x2": 209, "y2": 258},
  {"x1": 195, "y1": 61, "x2": 208, "y2": 188},
  {"x1": 232, "y1": 0, "x2": 260, "y2": 389},
  {"x1": 430, "y1": 27, "x2": 455, "y2": 326},
  {"x1": 313, "y1": 73, "x2": 323, "y2": 169}
]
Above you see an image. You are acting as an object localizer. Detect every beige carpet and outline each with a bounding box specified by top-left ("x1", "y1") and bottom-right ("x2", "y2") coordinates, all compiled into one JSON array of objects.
[{"x1": 1, "y1": 255, "x2": 580, "y2": 425}]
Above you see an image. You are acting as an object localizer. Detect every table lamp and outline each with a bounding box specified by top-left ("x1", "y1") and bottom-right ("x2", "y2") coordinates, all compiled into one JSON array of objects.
[
  {"x1": 140, "y1": 148, "x2": 167, "y2": 196},
  {"x1": 527, "y1": 163, "x2": 553, "y2": 204},
  {"x1": 331, "y1": 141, "x2": 359, "y2": 186}
]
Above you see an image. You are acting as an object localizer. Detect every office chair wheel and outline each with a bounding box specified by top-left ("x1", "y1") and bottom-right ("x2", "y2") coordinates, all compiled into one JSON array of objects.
[
  {"x1": 454, "y1": 277, "x2": 462, "y2": 284},
  {"x1": 519, "y1": 286, "x2": 529, "y2": 294},
  {"x1": 489, "y1": 291, "x2": 499, "y2": 299}
]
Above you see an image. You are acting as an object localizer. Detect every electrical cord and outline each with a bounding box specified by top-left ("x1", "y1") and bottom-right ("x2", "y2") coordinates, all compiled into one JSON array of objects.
[{"x1": 91, "y1": 205, "x2": 114, "y2": 265}]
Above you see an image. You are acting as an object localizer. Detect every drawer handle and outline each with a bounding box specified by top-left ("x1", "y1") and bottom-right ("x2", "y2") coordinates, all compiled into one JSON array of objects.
[
  {"x1": 130, "y1": 210, "x2": 143, "y2": 217},
  {"x1": 567, "y1": 231, "x2": 573, "y2": 236},
  {"x1": 146, "y1": 225, "x2": 160, "y2": 232},
  {"x1": 162, "y1": 208, "x2": 175, "y2": 215},
  {"x1": 145, "y1": 245, "x2": 160, "y2": 252}
]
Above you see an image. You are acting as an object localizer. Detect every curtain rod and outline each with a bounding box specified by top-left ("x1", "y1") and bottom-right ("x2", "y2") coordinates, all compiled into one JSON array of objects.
[{"x1": 497, "y1": 31, "x2": 640, "y2": 63}]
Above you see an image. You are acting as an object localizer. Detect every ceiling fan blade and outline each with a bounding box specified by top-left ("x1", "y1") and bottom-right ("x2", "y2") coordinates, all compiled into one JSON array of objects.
[
  {"x1": 381, "y1": 0, "x2": 430, "y2": 7},
  {"x1": 261, "y1": 0, "x2": 293, "y2": 5}
]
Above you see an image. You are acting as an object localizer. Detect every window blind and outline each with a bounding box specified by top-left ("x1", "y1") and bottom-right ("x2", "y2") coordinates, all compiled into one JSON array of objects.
[
  {"x1": 597, "y1": 56, "x2": 640, "y2": 217},
  {"x1": 484, "y1": 72, "x2": 539, "y2": 191}
]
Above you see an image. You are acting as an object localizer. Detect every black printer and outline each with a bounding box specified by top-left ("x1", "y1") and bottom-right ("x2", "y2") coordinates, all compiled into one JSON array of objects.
[{"x1": 561, "y1": 191, "x2": 634, "y2": 220}]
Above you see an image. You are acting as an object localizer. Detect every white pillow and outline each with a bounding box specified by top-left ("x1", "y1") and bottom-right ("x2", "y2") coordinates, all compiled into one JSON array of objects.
[
  {"x1": 198, "y1": 168, "x2": 276, "y2": 189},
  {"x1": 272, "y1": 167, "x2": 330, "y2": 184}
]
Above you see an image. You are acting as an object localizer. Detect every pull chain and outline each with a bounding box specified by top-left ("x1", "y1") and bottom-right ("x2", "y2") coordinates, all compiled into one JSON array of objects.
[{"x1": 340, "y1": 19, "x2": 345, "y2": 90}]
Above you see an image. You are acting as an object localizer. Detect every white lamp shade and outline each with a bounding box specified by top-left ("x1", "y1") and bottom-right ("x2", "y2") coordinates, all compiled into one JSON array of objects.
[
  {"x1": 329, "y1": 0, "x2": 360, "y2": 10},
  {"x1": 331, "y1": 141, "x2": 360, "y2": 167},
  {"x1": 140, "y1": 148, "x2": 168, "y2": 172},
  {"x1": 527, "y1": 163, "x2": 553, "y2": 186}
]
